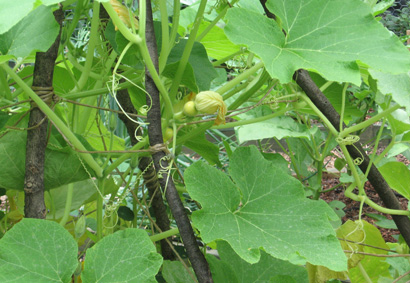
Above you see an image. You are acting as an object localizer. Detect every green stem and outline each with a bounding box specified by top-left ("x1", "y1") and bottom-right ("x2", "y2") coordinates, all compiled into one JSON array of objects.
[
  {"x1": 168, "y1": 0, "x2": 208, "y2": 98},
  {"x1": 285, "y1": 138, "x2": 303, "y2": 181},
  {"x1": 364, "y1": 115, "x2": 388, "y2": 178},
  {"x1": 0, "y1": 68, "x2": 12, "y2": 100},
  {"x1": 150, "y1": 228, "x2": 179, "y2": 242},
  {"x1": 196, "y1": 0, "x2": 239, "y2": 41},
  {"x1": 96, "y1": 178, "x2": 105, "y2": 241},
  {"x1": 339, "y1": 83, "x2": 348, "y2": 131},
  {"x1": 212, "y1": 49, "x2": 244, "y2": 67},
  {"x1": 300, "y1": 93, "x2": 339, "y2": 136},
  {"x1": 2, "y1": 63, "x2": 103, "y2": 177},
  {"x1": 319, "y1": 81, "x2": 333, "y2": 92},
  {"x1": 60, "y1": 75, "x2": 139, "y2": 99},
  {"x1": 165, "y1": 0, "x2": 180, "y2": 71},
  {"x1": 66, "y1": 51, "x2": 103, "y2": 80},
  {"x1": 59, "y1": 183, "x2": 74, "y2": 226},
  {"x1": 212, "y1": 107, "x2": 289, "y2": 129},
  {"x1": 357, "y1": 262, "x2": 373, "y2": 283},
  {"x1": 339, "y1": 104, "x2": 401, "y2": 138},
  {"x1": 228, "y1": 69, "x2": 270, "y2": 110},
  {"x1": 102, "y1": 3, "x2": 142, "y2": 45},
  {"x1": 217, "y1": 61, "x2": 264, "y2": 95},
  {"x1": 223, "y1": 79, "x2": 250, "y2": 100},
  {"x1": 74, "y1": 1, "x2": 100, "y2": 91},
  {"x1": 158, "y1": 0, "x2": 170, "y2": 73},
  {"x1": 103, "y1": 138, "x2": 148, "y2": 177}
]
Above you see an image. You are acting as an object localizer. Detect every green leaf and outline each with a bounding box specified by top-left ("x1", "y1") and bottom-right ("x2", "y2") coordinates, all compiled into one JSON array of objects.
[
  {"x1": 0, "y1": 218, "x2": 78, "y2": 282},
  {"x1": 197, "y1": 22, "x2": 240, "y2": 60},
  {"x1": 379, "y1": 161, "x2": 410, "y2": 200},
  {"x1": 0, "y1": 129, "x2": 91, "y2": 191},
  {"x1": 206, "y1": 254, "x2": 239, "y2": 283},
  {"x1": 225, "y1": 1, "x2": 410, "y2": 85},
  {"x1": 0, "y1": 5, "x2": 59, "y2": 57},
  {"x1": 183, "y1": 130, "x2": 221, "y2": 166},
  {"x1": 387, "y1": 109, "x2": 410, "y2": 134},
  {"x1": 261, "y1": 152, "x2": 289, "y2": 173},
  {"x1": 0, "y1": 0, "x2": 58, "y2": 34},
  {"x1": 117, "y1": 206, "x2": 134, "y2": 221},
  {"x1": 165, "y1": 39, "x2": 218, "y2": 92},
  {"x1": 82, "y1": 229, "x2": 163, "y2": 283},
  {"x1": 217, "y1": 241, "x2": 308, "y2": 283},
  {"x1": 185, "y1": 146, "x2": 346, "y2": 271},
  {"x1": 53, "y1": 66, "x2": 75, "y2": 94},
  {"x1": 370, "y1": 70, "x2": 410, "y2": 112},
  {"x1": 161, "y1": 260, "x2": 195, "y2": 283},
  {"x1": 348, "y1": 221, "x2": 390, "y2": 282},
  {"x1": 235, "y1": 116, "x2": 313, "y2": 144},
  {"x1": 45, "y1": 179, "x2": 100, "y2": 220},
  {"x1": 366, "y1": 213, "x2": 397, "y2": 229},
  {"x1": 163, "y1": 61, "x2": 198, "y2": 93}
]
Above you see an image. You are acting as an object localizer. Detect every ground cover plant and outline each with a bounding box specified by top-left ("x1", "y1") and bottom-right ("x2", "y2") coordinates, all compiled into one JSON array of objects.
[{"x1": 1, "y1": 0, "x2": 410, "y2": 282}]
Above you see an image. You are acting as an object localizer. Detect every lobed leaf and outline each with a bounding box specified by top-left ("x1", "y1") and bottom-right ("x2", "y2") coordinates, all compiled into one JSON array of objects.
[{"x1": 185, "y1": 146, "x2": 347, "y2": 271}]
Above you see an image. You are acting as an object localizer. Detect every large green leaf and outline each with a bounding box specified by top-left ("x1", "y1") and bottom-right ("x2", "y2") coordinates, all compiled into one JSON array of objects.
[
  {"x1": 161, "y1": 261, "x2": 195, "y2": 283},
  {"x1": 82, "y1": 229, "x2": 163, "y2": 283},
  {"x1": 369, "y1": 70, "x2": 410, "y2": 112},
  {"x1": 348, "y1": 221, "x2": 390, "y2": 282},
  {"x1": 0, "y1": 0, "x2": 60, "y2": 34},
  {"x1": 224, "y1": 1, "x2": 410, "y2": 85},
  {"x1": 185, "y1": 146, "x2": 346, "y2": 271},
  {"x1": 165, "y1": 39, "x2": 218, "y2": 92},
  {"x1": 0, "y1": 129, "x2": 91, "y2": 191},
  {"x1": 0, "y1": 218, "x2": 78, "y2": 283},
  {"x1": 162, "y1": 61, "x2": 198, "y2": 93},
  {"x1": 0, "y1": 5, "x2": 59, "y2": 58},
  {"x1": 379, "y1": 161, "x2": 410, "y2": 200},
  {"x1": 235, "y1": 116, "x2": 314, "y2": 144},
  {"x1": 197, "y1": 22, "x2": 240, "y2": 60},
  {"x1": 217, "y1": 241, "x2": 308, "y2": 282},
  {"x1": 183, "y1": 130, "x2": 221, "y2": 166}
]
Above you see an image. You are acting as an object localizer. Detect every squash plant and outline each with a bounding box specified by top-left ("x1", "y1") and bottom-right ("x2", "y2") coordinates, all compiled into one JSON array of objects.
[{"x1": 1, "y1": 0, "x2": 410, "y2": 282}]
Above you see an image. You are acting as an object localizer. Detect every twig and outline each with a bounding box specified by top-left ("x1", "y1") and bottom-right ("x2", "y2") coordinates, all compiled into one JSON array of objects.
[
  {"x1": 392, "y1": 270, "x2": 410, "y2": 283},
  {"x1": 62, "y1": 98, "x2": 146, "y2": 118},
  {"x1": 338, "y1": 237, "x2": 396, "y2": 253},
  {"x1": 344, "y1": 250, "x2": 410, "y2": 257}
]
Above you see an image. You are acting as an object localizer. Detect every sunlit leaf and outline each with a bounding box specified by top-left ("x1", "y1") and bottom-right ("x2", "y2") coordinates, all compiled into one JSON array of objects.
[{"x1": 225, "y1": 1, "x2": 410, "y2": 85}]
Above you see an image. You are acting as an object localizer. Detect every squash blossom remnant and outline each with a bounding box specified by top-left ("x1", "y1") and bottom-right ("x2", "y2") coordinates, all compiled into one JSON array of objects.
[
  {"x1": 195, "y1": 91, "x2": 227, "y2": 125},
  {"x1": 109, "y1": 0, "x2": 139, "y2": 30}
]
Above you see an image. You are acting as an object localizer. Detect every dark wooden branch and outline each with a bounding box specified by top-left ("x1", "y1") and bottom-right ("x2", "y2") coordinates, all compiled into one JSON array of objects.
[
  {"x1": 24, "y1": 8, "x2": 63, "y2": 218},
  {"x1": 293, "y1": 69, "x2": 410, "y2": 246},
  {"x1": 116, "y1": 88, "x2": 175, "y2": 260},
  {"x1": 144, "y1": 1, "x2": 213, "y2": 282}
]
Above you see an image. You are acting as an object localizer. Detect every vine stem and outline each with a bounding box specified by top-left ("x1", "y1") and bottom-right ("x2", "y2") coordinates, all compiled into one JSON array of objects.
[
  {"x1": 339, "y1": 104, "x2": 400, "y2": 138},
  {"x1": 1, "y1": 64, "x2": 103, "y2": 178},
  {"x1": 74, "y1": 1, "x2": 100, "y2": 91},
  {"x1": 168, "y1": 0, "x2": 208, "y2": 98},
  {"x1": 218, "y1": 61, "x2": 264, "y2": 95},
  {"x1": 150, "y1": 227, "x2": 179, "y2": 242}
]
